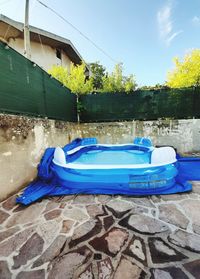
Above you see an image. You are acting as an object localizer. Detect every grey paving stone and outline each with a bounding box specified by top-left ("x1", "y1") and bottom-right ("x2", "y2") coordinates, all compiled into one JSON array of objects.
[
  {"x1": 168, "y1": 229, "x2": 200, "y2": 253},
  {"x1": 150, "y1": 267, "x2": 188, "y2": 279},
  {"x1": 158, "y1": 204, "x2": 189, "y2": 229},
  {"x1": 13, "y1": 233, "x2": 44, "y2": 269},
  {"x1": 48, "y1": 246, "x2": 93, "y2": 279},
  {"x1": 184, "y1": 259, "x2": 200, "y2": 279},
  {"x1": 60, "y1": 219, "x2": 75, "y2": 233},
  {"x1": 78, "y1": 264, "x2": 94, "y2": 279},
  {"x1": 119, "y1": 214, "x2": 169, "y2": 234},
  {"x1": 191, "y1": 181, "x2": 200, "y2": 195},
  {"x1": 0, "y1": 210, "x2": 10, "y2": 224},
  {"x1": 6, "y1": 203, "x2": 45, "y2": 227},
  {"x1": 86, "y1": 204, "x2": 105, "y2": 218},
  {"x1": 97, "y1": 258, "x2": 113, "y2": 279},
  {"x1": 96, "y1": 195, "x2": 112, "y2": 204},
  {"x1": 44, "y1": 209, "x2": 62, "y2": 220},
  {"x1": 113, "y1": 257, "x2": 146, "y2": 279},
  {"x1": 122, "y1": 197, "x2": 155, "y2": 208},
  {"x1": 181, "y1": 200, "x2": 200, "y2": 234},
  {"x1": 2, "y1": 194, "x2": 17, "y2": 211},
  {"x1": 72, "y1": 195, "x2": 96, "y2": 204},
  {"x1": 32, "y1": 235, "x2": 67, "y2": 268},
  {"x1": 63, "y1": 207, "x2": 89, "y2": 222},
  {"x1": 0, "y1": 227, "x2": 35, "y2": 257},
  {"x1": 160, "y1": 194, "x2": 188, "y2": 201},
  {"x1": 16, "y1": 270, "x2": 45, "y2": 279},
  {"x1": 0, "y1": 261, "x2": 12, "y2": 279},
  {"x1": 43, "y1": 201, "x2": 60, "y2": 213},
  {"x1": 106, "y1": 199, "x2": 133, "y2": 218},
  {"x1": 36, "y1": 220, "x2": 61, "y2": 247},
  {"x1": 0, "y1": 226, "x2": 20, "y2": 243}
]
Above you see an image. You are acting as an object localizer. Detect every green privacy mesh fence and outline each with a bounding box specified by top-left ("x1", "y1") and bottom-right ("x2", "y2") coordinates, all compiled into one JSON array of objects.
[
  {"x1": 1, "y1": 41, "x2": 200, "y2": 123},
  {"x1": 0, "y1": 41, "x2": 77, "y2": 122},
  {"x1": 79, "y1": 88, "x2": 200, "y2": 122}
]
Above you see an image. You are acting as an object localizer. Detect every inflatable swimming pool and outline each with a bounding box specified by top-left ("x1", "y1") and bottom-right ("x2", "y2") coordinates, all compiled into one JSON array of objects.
[
  {"x1": 52, "y1": 137, "x2": 178, "y2": 194},
  {"x1": 17, "y1": 137, "x2": 196, "y2": 205}
]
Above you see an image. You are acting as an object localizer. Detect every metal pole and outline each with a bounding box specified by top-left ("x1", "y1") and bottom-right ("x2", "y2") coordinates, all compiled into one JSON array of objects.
[{"x1": 24, "y1": 0, "x2": 31, "y2": 59}]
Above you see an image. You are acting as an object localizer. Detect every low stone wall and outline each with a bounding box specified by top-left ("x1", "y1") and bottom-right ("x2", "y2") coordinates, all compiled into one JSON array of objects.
[
  {"x1": 80, "y1": 119, "x2": 200, "y2": 153},
  {"x1": 0, "y1": 114, "x2": 199, "y2": 201},
  {"x1": 0, "y1": 114, "x2": 80, "y2": 201}
]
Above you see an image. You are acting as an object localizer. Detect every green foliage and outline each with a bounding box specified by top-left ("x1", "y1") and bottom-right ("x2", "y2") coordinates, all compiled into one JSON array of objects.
[
  {"x1": 89, "y1": 62, "x2": 106, "y2": 90},
  {"x1": 167, "y1": 49, "x2": 200, "y2": 88},
  {"x1": 124, "y1": 75, "x2": 137, "y2": 92},
  {"x1": 77, "y1": 100, "x2": 85, "y2": 113},
  {"x1": 49, "y1": 62, "x2": 137, "y2": 94},
  {"x1": 48, "y1": 66, "x2": 68, "y2": 87},
  {"x1": 100, "y1": 63, "x2": 137, "y2": 93},
  {"x1": 48, "y1": 62, "x2": 93, "y2": 95}
]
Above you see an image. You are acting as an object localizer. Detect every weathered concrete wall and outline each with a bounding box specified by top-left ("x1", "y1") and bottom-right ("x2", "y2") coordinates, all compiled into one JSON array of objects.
[
  {"x1": 0, "y1": 114, "x2": 200, "y2": 201},
  {"x1": 79, "y1": 119, "x2": 200, "y2": 154},
  {"x1": 0, "y1": 114, "x2": 81, "y2": 201}
]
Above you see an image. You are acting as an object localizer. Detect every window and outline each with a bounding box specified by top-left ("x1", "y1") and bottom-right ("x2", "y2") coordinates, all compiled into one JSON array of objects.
[{"x1": 56, "y1": 49, "x2": 61, "y2": 60}]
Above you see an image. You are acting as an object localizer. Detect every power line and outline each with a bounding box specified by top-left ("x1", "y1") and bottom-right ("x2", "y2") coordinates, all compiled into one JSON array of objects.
[{"x1": 36, "y1": 0, "x2": 117, "y2": 64}]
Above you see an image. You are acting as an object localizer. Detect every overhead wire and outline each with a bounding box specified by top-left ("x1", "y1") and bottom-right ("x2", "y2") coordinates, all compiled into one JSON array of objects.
[{"x1": 36, "y1": 0, "x2": 117, "y2": 64}]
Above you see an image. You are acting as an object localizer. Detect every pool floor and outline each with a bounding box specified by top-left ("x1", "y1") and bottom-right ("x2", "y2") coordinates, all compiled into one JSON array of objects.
[{"x1": 72, "y1": 150, "x2": 150, "y2": 165}]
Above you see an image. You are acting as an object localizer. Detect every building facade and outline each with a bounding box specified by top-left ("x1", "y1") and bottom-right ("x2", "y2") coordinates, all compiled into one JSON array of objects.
[{"x1": 0, "y1": 14, "x2": 88, "y2": 73}]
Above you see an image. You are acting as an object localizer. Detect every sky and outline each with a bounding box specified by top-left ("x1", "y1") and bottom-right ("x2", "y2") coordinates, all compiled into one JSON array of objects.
[{"x1": 0, "y1": 0, "x2": 200, "y2": 86}]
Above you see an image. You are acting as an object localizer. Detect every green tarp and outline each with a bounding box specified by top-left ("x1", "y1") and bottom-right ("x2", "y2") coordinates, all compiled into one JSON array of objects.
[
  {"x1": 79, "y1": 89, "x2": 200, "y2": 122},
  {"x1": 0, "y1": 41, "x2": 77, "y2": 122}
]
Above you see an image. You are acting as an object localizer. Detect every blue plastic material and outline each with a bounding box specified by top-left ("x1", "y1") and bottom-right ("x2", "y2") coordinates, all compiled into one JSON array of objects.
[
  {"x1": 16, "y1": 138, "x2": 200, "y2": 205},
  {"x1": 133, "y1": 137, "x2": 153, "y2": 147}
]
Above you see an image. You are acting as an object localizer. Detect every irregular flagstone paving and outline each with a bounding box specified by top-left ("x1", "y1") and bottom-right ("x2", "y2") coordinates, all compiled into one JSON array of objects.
[{"x1": 0, "y1": 182, "x2": 200, "y2": 278}]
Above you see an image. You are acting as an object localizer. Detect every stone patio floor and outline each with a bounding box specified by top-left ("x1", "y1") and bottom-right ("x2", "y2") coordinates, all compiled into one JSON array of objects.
[{"x1": 0, "y1": 182, "x2": 200, "y2": 279}]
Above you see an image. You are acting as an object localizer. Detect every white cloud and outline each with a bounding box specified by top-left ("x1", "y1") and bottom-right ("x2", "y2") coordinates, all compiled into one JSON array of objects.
[
  {"x1": 192, "y1": 16, "x2": 200, "y2": 25},
  {"x1": 157, "y1": 2, "x2": 182, "y2": 46}
]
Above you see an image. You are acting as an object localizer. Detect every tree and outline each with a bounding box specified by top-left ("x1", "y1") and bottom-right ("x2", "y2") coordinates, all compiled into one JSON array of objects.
[
  {"x1": 89, "y1": 62, "x2": 106, "y2": 90},
  {"x1": 167, "y1": 49, "x2": 200, "y2": 88},
  {"x1": 100, "y1": 63, "x2": 137, "y2": 93},
  {"x1": 48, "y1": 62, "x2": 93, "y2": 95},
  {"x1": 49, "y1": 62, "x2": 137, "y2": 94}
]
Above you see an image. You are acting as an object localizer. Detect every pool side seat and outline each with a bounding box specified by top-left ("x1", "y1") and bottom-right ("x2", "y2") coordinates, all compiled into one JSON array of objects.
[
  {"x1": 53, "y1": 147, "x2": 66, "y2": 165},
  {"x1": 151, "y1": 147, "x2": 177, "y2": 165},
  {"x1": 134, "y1": 137, "x2": 153, "y2": 147}
]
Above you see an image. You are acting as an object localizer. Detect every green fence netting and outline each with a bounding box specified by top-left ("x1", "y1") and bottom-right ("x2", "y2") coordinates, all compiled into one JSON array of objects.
[
  {"x1": 0, "y1": 41, "x2": 77, "y2": 122},
  {"x1": 1, "y1": 41, "x2": 200, "y2": 123},
  {"x1": 79, "y1": 88, "x2": 200, "y2": 122}
]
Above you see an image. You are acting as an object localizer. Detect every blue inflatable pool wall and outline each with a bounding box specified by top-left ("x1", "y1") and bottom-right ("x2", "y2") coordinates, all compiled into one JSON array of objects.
[{"x1": 16, "y1": 137, "x2": 200, "y2": 205}]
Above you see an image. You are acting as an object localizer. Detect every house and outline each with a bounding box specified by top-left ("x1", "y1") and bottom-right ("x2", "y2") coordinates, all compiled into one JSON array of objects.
[{"x1": 0, "y1": 14, "x2": 89, "y2": 73}]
